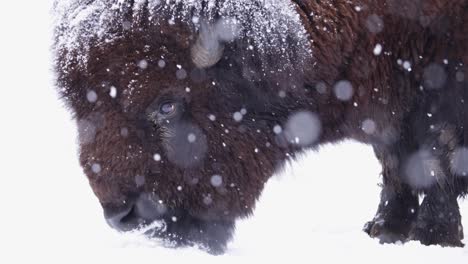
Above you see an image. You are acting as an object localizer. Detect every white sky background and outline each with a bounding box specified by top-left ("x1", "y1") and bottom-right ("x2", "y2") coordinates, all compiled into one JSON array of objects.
[{"x1": 0, "y1": 1, "x2": 467, "y2": 262}]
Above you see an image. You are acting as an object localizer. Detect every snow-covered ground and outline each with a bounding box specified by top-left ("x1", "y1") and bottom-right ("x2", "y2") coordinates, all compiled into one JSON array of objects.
[{"x1": 0, "y1": 1, "x2": 467, "y2": 262}]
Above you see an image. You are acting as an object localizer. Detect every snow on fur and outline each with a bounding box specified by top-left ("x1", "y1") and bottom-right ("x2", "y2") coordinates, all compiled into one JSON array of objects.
[{"x1": 52, "y1": 0, "x2": 311, "y2": 69}]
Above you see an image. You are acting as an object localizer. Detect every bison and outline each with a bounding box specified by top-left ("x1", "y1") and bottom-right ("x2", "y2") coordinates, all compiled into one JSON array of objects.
[{"x1": 53, "y1": 0, "x2": 468, "y2": 254}]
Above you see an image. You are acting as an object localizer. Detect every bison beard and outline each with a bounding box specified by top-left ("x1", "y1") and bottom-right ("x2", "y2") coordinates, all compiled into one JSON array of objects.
[{"x1": 53, "y1": 0, "x2": 468, "y2": 254}]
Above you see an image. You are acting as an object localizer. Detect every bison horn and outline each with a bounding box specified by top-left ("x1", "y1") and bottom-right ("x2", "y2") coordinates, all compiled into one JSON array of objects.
[{"x1": 191, "y1": 22, "x2": 224, "y2": 69}]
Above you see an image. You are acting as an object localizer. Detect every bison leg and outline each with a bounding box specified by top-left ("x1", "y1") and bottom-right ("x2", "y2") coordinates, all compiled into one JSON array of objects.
[
  {"x1": 364, "y1": 145, "x2": 419, "y2": 243},
  {"x1": 408, "y1": 188, "x2": 464, "y2": 247},
  {"x1": 364, "y1": 184, "x2": 419, "y2": 243}
]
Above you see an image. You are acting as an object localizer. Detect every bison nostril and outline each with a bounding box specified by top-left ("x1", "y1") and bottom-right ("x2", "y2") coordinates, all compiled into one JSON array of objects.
[
  {"x1": 103, "y1": 193, "x2": 167, "y2": 232},
  {"x1": 104, "y1": 202, "x2": 139, "y2": 232}
]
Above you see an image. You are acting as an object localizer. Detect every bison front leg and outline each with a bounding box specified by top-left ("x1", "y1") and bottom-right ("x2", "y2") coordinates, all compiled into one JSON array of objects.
[
  {"x1": 364, "y1": 145, "x2": 419, "y2": 243},
  {"x1": 364, "y1": 185, "x2": 419, "y2": 243},
  {"x1": 408, "y1": 188, "x2": 464, "y2": 247},
  {"x1": 403, "y1": 123, "x2": 465, "y2": 247}
]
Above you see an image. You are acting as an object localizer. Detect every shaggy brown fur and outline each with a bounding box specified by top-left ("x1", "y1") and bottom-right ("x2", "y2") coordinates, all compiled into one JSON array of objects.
[{"x1": 53, "y1": 0, "x2": 468, "y2": 254}]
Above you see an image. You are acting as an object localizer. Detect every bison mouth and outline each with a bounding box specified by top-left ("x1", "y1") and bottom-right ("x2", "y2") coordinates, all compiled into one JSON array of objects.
[{"x1": 103, "y1": 193, "x2": 235, "y2": 254}]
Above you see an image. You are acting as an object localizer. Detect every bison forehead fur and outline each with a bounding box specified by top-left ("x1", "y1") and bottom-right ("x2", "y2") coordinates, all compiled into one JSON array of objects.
[{"x1": 53, "y1": 0, "x2": 468, "y2": 254}]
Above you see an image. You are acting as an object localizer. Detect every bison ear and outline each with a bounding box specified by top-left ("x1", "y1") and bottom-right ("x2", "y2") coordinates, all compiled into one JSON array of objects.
[{"x1": 191, "y1": 22, "x2": 224, "y2": 69}]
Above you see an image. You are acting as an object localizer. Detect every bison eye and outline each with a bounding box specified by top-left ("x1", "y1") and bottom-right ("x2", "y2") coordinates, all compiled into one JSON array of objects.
[{"x1": 159, "y1": 101, "x2": 177, "y2": 116}]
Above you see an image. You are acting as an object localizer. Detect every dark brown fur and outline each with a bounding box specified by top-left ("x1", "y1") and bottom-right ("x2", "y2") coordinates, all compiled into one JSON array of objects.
[{"x1": 54, "y1": 0, "x2": 468, "y2": 254}]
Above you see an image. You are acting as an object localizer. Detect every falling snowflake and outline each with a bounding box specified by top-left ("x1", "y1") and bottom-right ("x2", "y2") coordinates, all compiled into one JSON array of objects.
[
  {"x1": 210, "y1": 175, "x2": 223, "y2": 187},
  {"x1": 176, "y1": 68, "x2": 187, "y2": 80},
  {"x1": 365, "y1": 14, "x2": 384, "y2": 34},
  {"x1": 158, "y1": 59, "x2": 166, "y2": 68},
  {"x1": 187, "y1": 133, "x2": 197, "y2": 143},
  {"x1": 109, "y1": 86, "x2": 117, "y2": 98},
  {"x1": 333, "y1": 80, "x2": 354, "y2": 101},
  {"x1": 423, "y1": 63, "x2": 447, "y2": 89},
  {"x1": 373, "y1": 44, "x2": 382, "y2": 56},
  {"x1": 153, "y1": 153, "x2": 161, "y2": 161},
  {"x1": 273, "y1": 125, "x2": 283, "y2": 134},
  {"x1": 284, "y1": 111, "x2": 321, "y2": 146},
  {"x1": 233, "y1": 112, "x2": 243, "y2": 122},
  {"x1": 404, "y1": 150, "x2": 438, "y2": 188},
  {"x1": 137, "y1": 59, "x2": 148, "y2": 69},
  {"x1": 361, "y1": 119, "x2": 376, "y2": 135},
  {"x1": 91, "y1": 163, "x2": 101, "y2": 174},
  {"x1": 208, "y1": 114, "x2": 216, "y2": 121},
  {"x1": 86, "y1": 90, "x2": 98, "y2": 103}
]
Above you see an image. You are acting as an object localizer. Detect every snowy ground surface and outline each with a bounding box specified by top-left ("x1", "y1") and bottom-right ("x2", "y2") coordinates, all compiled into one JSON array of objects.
[{"x1": 1, "y1": 1, "x2": 467, "y2": 263}]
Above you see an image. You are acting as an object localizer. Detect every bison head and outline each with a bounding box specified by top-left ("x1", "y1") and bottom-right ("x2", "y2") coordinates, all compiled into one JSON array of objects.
[{"x1": 53, "y1": 0, "x2": 314, "y2": 254}]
